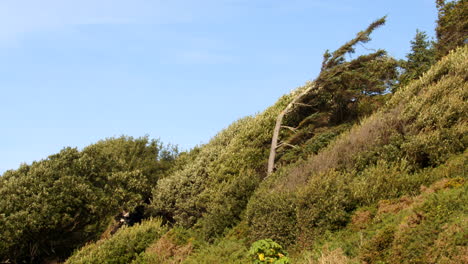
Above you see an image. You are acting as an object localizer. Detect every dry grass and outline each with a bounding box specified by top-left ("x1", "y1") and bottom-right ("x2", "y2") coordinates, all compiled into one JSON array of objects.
[
  {"x1": 278, "y1": 106, "x2": 403, "y2": 191},
  {"x1": 427, "y1": 217, "x2": 468, "y2": 264},
  {"x1": 377, "y1": 196, "x2": 413, "y2": 215},
  {"x1": 350, "y1": 210, "x2": 373, "y2": 230},
  {"x1": 143, "y1": 233, "x2": 193, "y2": 264},
  {"x1": 99, "y1": 219, "x2": 122, "y2": 240},
  {"x1": 275, "y1": 47, "x2": 468, "y2": 192},
  {"x1": 300, "y1": 247, "x2": 353, "y2": 264}
]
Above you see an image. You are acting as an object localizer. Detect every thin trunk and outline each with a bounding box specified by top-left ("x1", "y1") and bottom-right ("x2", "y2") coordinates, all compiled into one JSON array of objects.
[{"x1": 267, "y1": 84, "x2": 316, "y2": 175}]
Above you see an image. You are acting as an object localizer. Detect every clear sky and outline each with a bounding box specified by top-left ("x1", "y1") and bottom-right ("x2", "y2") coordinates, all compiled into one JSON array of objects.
[{"x1": 0, "y1": 0, "x2": 437, "y2": 174}]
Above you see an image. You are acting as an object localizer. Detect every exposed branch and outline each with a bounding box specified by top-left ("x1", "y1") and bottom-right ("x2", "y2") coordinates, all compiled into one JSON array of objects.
[
  {"x1": 281, "y1": 126, "x2": 298, "y2": 132},
  {"x1": 293, "y1": 102, "x2": 314, "y2": 107},
  {"x1": 321, "y1": 16, "x2": 387, "y2": 71},
  {"x1": 277, "y1": 142, "x2": 298, "y2": 149}
]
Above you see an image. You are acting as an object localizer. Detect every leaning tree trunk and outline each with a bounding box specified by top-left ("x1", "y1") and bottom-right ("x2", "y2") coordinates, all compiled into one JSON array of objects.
[
  {"x1": 267, "y1": 83, "x2": 315, "y2": 175},
  {"x1": 267, "y1": 17, "x2": 389, "y2": 175}
]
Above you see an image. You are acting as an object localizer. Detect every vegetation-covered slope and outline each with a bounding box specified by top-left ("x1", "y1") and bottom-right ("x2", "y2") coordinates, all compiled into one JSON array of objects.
[
  {"x1": 1, "y1": 1, "x2": 466, "y2": 263},
  {"x1": 246, "y1": 44, "x2": 467, "y2": 251},
  {"x1": 64, "y1": 45, "x2": 467, "y2": 264}
]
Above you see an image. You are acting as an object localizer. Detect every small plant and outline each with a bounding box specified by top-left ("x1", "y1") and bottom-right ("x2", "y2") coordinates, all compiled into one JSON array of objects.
[{"x1": 249, "y1": 239, "x2": 290, "y2": 264}]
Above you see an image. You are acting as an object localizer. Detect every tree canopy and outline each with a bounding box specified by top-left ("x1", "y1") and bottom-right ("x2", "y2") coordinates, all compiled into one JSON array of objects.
[
  {"x1": 397, "y1": 30, "x2": 436, "y2": 90},
  {"x1": 435, "y1": 0, "x2": 468, "y2": 57}
]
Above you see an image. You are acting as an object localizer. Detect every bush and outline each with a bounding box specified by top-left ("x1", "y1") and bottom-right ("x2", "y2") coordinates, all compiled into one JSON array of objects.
[
  {"x1": 66, "y1": 219, "x2": 166, "y2": 264},
  {"x1": 295, "y1": 170, "x2": 354, "y2": 245},
  {"x1": 197, "y1": 169, "x2": 262, "y2": 239},
  {"x1": 0, "y1": 136, "x2": 176, "y2": 263},
  {"x1": 246, "y1": 190, "x2": 298, "y2": 246}
]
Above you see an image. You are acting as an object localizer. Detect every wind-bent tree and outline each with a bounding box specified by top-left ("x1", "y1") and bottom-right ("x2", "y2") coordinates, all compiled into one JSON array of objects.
[{"x1": 268, "y1": 17, "x2": 397, "y2": 174}]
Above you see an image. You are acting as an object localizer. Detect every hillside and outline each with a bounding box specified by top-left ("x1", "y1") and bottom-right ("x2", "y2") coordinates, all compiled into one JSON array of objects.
[
  {"x1": 1, "y1": 2, "x2": 467, "y2": 263},
  {"x1": 64, "y1": 45, "x2": 467, "y2": 264}
]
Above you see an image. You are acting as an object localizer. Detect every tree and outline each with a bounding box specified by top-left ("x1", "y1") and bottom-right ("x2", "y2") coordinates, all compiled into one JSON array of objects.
[
  {"x1": 435, "y1": 0, "x2": 468, "y2": 58},
  {"x1": 397, "y1": 30, "x2": 436, "y2": 90},
  {"x1": 267, "y1": 17, "x2": 398, "y2": 174}
]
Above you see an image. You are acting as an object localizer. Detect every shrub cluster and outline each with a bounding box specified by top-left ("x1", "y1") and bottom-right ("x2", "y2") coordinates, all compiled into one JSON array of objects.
[
  {"x1": 65, "y1": 219, "x2": 166, "y2": 264},
  {"x1": 0, "y1": 136, "x2": 176, "y2": 263}
]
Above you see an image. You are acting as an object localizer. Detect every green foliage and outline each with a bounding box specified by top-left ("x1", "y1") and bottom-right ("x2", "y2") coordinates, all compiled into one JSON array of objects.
[
  {"x1": 397, "y1": 30, "x2": 436, "y2": 90},
  {"x1": 249, "y1": 239, "x2": 290, "y2": 264},
  {"x1": 321, "y1": 16, "x2": 387, "y2": 70},
  {"x1": 150, "y1": 94, "x2": 292, "y2": 236},
  {"x1": 317, "y1": 17, "x2": 398, "y2": 123},
  {"x1": 295, "y1": 170, "x2": 354, "y2": 245},
  {"x1": 273, "y1": 18, "x2": 398, "y2": 187},
  {"x1": 435, "y1": 0, "x2": 468, "y2": 58},
  {"x1": 278, "y1": 123, "x2": 351, "y2": 165},
  {"x1": 65, "y1": 219, "x2": 166, "y2": 264},
  {"x1": 246, "y1": 190, "x2": 297, "y2": 246},
  {"x1": 319, "y1": 51, "x2": 398, "y2": 123},
  {"x1": 197, "y1": 169, "x2": 262, "y2": 238},
  {"x1": 0, "y1": 136, "x2": 177, "y2": 263},
  {"x1": 273, "y1": 18, "x2": 397, "y2": 175},
  {"x1": 359, "y1": 226, "x2": 396, "y2": 263},
  {"x1": 79, "y1": 136, "x2": 178, "y2": 207}
]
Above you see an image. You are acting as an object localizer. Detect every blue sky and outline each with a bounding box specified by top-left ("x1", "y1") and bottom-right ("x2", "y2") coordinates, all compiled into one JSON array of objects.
[{"x1": 0, "y1": 0, "x2": 437, "y2": 174}]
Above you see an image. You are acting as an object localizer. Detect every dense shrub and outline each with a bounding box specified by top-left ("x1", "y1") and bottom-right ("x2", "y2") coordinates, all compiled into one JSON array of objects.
[
  {"x1": 278, "y1": 123, "x2": 351, "y2": 165},
  {"x1": 66, "y1": 219, "x2": 166, "y2": 264},
  {"x1": 147, "y1": 25, "x2": 467, "y2": 264},
  {"x1": 276, "y1": 47, "x2": 467, "y2": 193},
  {"x1": 295, "y1": 171, "x2": 355, "y2": 243},
  {"x1": 247, "y1": 48, "x2": 468, "y2": 246},
  {"x1": 0, "y1": 136, "x2": 176, "y2": 263},
  {"x1": 136, "y1": 38, "x2": 467, "y2": 264},
  {"x1": 245, "y1": 190, "x2": 297, "y2": 246},
  {"x1": 197, "y1": 169, "x2": 262, "y2": 238}
]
